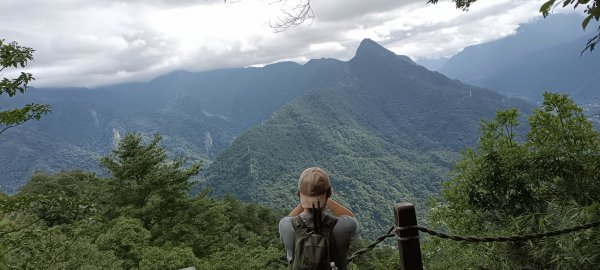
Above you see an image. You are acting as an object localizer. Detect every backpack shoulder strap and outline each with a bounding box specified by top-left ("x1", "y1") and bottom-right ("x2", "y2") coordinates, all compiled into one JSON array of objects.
[
  {"x1": 321, "y1": 215, "x2": 339, "y2": 230},
  {"x1": 322, "y1": 215, "x2": 339, "y2": 264},
  {"x1": 291, "y1": 215, "x2": 306, "y2": 231}
]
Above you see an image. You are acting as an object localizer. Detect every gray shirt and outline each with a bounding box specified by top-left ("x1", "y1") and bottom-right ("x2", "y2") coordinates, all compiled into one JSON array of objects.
[{"x1": 279, "y1": 212, "x2": 358, "y2": 270}]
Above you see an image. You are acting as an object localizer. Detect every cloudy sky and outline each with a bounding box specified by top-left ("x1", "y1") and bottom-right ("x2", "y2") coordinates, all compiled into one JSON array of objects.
[{"x1": 0, "y1": 0, "x2": 580, "y2": 88}]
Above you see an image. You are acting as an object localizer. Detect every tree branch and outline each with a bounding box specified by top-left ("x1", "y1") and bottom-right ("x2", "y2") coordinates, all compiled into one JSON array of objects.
[{"x1": 269, "y1": 0, "x2": 314, "y2": 32}]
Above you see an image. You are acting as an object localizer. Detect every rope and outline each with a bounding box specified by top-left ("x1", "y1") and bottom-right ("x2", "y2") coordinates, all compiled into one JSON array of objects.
[
  {"x1": 345, "y1": 219, "x2": 600, "y2": 262},
  {"x1": 397, "y1": 220, "x2": 600, "y2": 243},
  {"x1": 346, "y1": 226, "x2": 396, "y2": 262},
  {"x1": 344, "y1": 220, "x2": 600, "y2": 263}
]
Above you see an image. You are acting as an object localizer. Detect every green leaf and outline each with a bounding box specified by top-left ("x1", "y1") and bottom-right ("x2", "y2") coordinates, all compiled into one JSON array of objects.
[
  {"x1": 540, "y1": 0, "x2": 556, "y2": 17},
  {"x1": 582, "y1": 15, "x2": 593, "y2": 29}
]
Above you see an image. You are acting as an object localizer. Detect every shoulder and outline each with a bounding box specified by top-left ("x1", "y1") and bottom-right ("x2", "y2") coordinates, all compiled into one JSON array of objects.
[
  {"x1": 279, "y1": 216, "x2": 294, "y2": 235},
  {"x1": 335, "y1": 215, "x2": 358, "y2": 227},
  {"x1": 280, "y1": 216, "x2": 293, "y2": 222},
  {"x1": 278, "y1": 216, "x2": 295, "y2": 260},
  {"x1": 333, "y1": 215, "x2": 358, "y2": 237}
]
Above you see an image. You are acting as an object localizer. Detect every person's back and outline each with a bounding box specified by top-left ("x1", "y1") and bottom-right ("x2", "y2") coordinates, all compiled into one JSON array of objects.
[{"x1": 279, "y1": 167, "x2": 358, "y2": 270}]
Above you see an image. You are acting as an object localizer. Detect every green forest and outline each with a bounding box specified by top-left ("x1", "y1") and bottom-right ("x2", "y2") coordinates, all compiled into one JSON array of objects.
[
  {"x1": 423, "y1": 93, "x2": 600, "y2": 269},
  {"x1": 2, "y1": 93, "x2": 599, "y2": 269},
  {"x1": 0, "y1": 132, "x2": 400, "y2": 269},
  {"x1": 2, "y1": 8, "x2": 600, "y2": 268}
]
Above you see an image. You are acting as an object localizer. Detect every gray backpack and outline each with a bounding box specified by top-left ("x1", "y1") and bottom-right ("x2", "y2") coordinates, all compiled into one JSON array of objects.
[{"x1": 291, "y1": 214, "x2": 338, "y2": 270}]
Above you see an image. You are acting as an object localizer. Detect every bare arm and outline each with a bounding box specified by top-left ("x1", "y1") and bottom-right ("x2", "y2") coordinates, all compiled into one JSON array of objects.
[
  {"x1": 326, "y1": 199, "x2": 355, "y2": 217},
  {"x1": 287, "y1": 203, "x2": 303, "y2": 216}
]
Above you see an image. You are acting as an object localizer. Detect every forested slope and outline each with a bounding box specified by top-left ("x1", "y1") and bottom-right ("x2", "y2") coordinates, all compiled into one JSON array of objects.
[
  {"x1": 203, "y1": 39, "x2": 533, "y2": 237},
  {"x1": 0, "y1": 56, "x2": 349, "y2": 193},
  {"x1": 0, "y1": 133, "x2": 404, "y2": 269}
]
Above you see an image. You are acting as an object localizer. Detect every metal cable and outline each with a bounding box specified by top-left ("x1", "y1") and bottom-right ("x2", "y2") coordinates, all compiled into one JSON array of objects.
[
  {"x1": 344, "y1": 219, "x2": 600, "y2": 264},
  {"x1": 346, "y1": 226, "x2": 396, "y2": 262},
  {"x1": 397, "y1": 220, "x2": 600, "y2": 243}
]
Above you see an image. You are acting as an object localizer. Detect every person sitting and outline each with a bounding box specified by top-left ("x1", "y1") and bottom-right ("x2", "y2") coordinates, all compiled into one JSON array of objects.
[{"x1": 279, "y1": 167, "x2": 358, "y2": 270}]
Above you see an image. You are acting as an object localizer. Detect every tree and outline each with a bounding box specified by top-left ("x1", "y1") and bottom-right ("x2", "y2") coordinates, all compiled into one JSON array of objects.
[
  {"x1": 269, "y1": 0, "x2": 313, "y2": 32},
  {"x1": 0, "y1": 39, "x2": 50, "y2": 136},
  {"x1": 0, "y1": 134, "x2": 291, "y2": 269},
  {"x1": 424, "y1": 92, "x2": 600, "y2": 269},
  {"x1": 99, "y1": 133, "x2": 201, "y2": 229},
  {"x1": 96, "y1": 217, "x2": 151, "y2": 269},
  {"x1": 2, "y1": 227, "x2": 122, "y2": 270},
  {"x1": 17, "y1": 171, "x2": 101, "y2": 227},
  {"x1": 138, "y1": 246, "x2": 200, "y2": 270},
  {"x1": 428, "y1": 0, "x2": 600, "y2": 53},
  {"x1": 1, "y1": 172, "x2": 120, "y2": 269},
  {"x1": 224, "y1": 0, "x2": 313, "y2": 32}
]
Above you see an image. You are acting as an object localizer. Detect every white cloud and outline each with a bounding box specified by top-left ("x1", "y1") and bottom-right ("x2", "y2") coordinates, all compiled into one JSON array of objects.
[
  {"x1": 309, "y1": 42, "x2": 345, "y2": 53},
  {"x1": 0, "y1": 0, "x2": 559, "y2": 87}
]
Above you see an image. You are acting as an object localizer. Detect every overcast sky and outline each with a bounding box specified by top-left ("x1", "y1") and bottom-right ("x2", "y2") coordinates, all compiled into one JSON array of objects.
[{"x1": 0, "y1": 0, "x2": 581, "y2": 88}]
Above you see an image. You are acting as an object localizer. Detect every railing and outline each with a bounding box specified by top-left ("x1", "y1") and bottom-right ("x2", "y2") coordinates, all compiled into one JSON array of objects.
[{"x1": 346, "y1": 203, "x2": 600, "y2": 270}]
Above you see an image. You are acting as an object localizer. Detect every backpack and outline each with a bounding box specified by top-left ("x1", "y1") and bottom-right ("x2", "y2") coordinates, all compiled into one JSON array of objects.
[{"x1": 291, "y1": 214, "x2": 338, "y2": 270}]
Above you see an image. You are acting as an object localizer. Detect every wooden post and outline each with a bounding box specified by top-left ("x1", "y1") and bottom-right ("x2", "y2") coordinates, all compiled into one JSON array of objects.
[{"x1": 394, "y1": 203, "x2": 423, "y2": 270}]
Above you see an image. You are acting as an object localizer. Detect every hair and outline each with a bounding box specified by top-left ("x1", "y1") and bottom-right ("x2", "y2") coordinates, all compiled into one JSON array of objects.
[{"x1": 311, "y1": 200, "x2": 322, "y2": 233}]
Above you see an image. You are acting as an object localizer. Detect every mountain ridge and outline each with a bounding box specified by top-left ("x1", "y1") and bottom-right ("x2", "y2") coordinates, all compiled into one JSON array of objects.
[
  {"x1": 201, "y1": 39, "x2": 532, "y2": 237},
  {"x1": 0, "y1": 38, "x2": 432, "y2": 193},
  {"x1": 437, "y1": 13, "x2": 600, "y2": 103}
]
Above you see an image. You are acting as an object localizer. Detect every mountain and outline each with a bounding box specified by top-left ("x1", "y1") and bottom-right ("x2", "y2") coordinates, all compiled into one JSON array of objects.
[
  {"x1": 202, "y1": 39, "x2": 532, "y2": 237},
  {"x1": 477, "y1": 35, "x2": 600, "y2": 102},
  {"x1": 438, "y1": 14, "x2": 600, "y2": 103},
  {"x1": 2, "y1": 38, "x2": 534, "y2": 237},
  {"x1": 0, "y1": 59, "x2": 351, "y2": 193},
  {"x1": 415, "y1": 57, "x2": 449, "y2": 71}
]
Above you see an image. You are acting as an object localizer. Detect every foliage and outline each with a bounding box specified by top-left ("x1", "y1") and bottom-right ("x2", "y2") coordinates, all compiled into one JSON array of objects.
[
  {"x1": 0, "y1": 132, "x2": 288, "y2": 269},
  {"x1": 202, "y1": 43, "x2": 530, "y2": 239},
  {"x1": 197, "y1": 244, "x2": 286, "y2": 270},
  {"x1": 427, "y1": 0, "x2": 600, "y2": 53},
  {"x1": 2, "y1": 227, "x2": 122, "y2": 270},
  {"x1": 17, "y1": 171, "x2": 101, "y2": 226},
  {"x1": 424, "y1": 93, "x2": 600, "y2": 269},
  {"x1": 0, "y1": 39, "x2": 50, "y2": 136},
  {"x1": 96, "y1": 217, "x2": 151, "y2": 269},
  {"x1": 3, "y1": 39, "x2": 585, "y2": 269},
  {"x1": 346, "y1": 239, "x2": 400, "y2": 270},
  {"x1": 139, "y1": 246, "x2": 200, "y2": 270},
  {"x1": 539, "y1": 0, "x2": 600, "y2": 52},
  {"x1": 99, "y1": 133, "x2": 201, "y2": 229},
  {"x1": 0, "y1": 39, "x2": 34, "y2": 96}
]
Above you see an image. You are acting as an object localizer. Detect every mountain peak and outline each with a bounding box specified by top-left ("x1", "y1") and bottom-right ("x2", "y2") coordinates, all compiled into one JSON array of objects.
[
  {"x1": 355, "y1": 39, "x2": 395, "y2": 58},
  {"x1": 352, "y1": 38, "x2": 416, "y2": 65}
]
